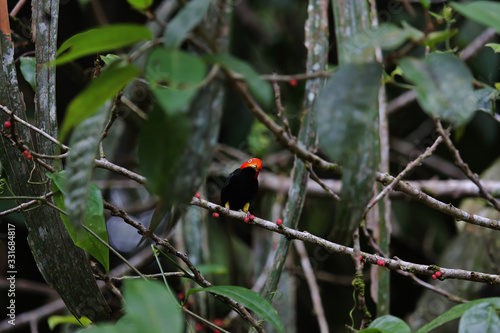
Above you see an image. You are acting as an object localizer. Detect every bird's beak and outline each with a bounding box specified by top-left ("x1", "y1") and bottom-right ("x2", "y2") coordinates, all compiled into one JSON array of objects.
[{"x1": 247, "y1": 163, "x2": 261, "y2": 172}]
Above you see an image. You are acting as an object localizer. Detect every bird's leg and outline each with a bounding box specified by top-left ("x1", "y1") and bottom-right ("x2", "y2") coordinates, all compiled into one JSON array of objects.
[
  {"x1": 243, "y1": 202, "x2": 251, "y2": 217},
  {"x1": 225, "y1": 202, "x2": 230, "y2": 215}
]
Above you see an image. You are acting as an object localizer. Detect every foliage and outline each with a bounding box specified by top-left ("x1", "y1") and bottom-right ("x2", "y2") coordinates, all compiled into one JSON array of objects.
[{"x1": 2, "y1": 0, "x2": 500, "y2": 332}]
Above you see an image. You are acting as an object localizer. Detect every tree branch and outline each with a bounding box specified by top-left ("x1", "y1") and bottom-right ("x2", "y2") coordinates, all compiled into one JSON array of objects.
[{"x1": 190, "y1": 197, "x2": 500, "y2": 285}]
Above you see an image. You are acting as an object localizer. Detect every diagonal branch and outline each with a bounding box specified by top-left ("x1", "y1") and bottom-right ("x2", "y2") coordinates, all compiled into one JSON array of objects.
[
  {"x1": 190, "y1": 197, "x2": 500, "y2": 285},
  {"x1": 435, "y1": 119, "x2": 500, "y2": 212}
]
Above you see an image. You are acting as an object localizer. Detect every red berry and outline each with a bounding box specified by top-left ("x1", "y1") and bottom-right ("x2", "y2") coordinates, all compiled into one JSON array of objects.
[
  {"x1": 276, "y1": 219, "x2": 283, "y2": 225},
  {"x1": 26, "y1": 154, "x2": 32, "y2": 159},
  {"x1": 214, "y1": 318, "x2": 223, "y2": 326},
  {"x1": 194, "y1": 192, "x2": 201, "y2": 198},
  {"x1": 195, "y1": 323, "x2": 204, "y2": 332},
  {"x1": 4, "y1": 121, "x2": 11, "y2": 129},
  {"x1": 212, "y1": 212, "x2": 220, "y2": 218},
  {"x1": 359, "y1": 255, "x2": 364, "y2": 260},
  {"x1": 22, "y1": 150, "x2": 29, "y2": 157},
  {"x1": 289, "y1": 79, "x2": 298, "y2": 87},
  {"x1": 249, "y1": 214, "x2": 255, "y2": 220},
  {"x1": 244, "y1": 217, "x2": 249, "y2": 223},
  {"x1": 435, "y1": 271, "x2": 442, "y2": 278},
  {"x1": 376, "y1": 259, "x2": 385, "y2": 267},
  {"x1": 432, "y1": 274, "x2": 437, "y2": 280},
  {"x1": 177, "y1": 292, "x2": 185, "y2": 300}
]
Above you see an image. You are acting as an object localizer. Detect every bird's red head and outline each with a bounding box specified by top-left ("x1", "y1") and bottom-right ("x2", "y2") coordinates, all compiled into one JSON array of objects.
[{"x1": 240, "y1": 158, "x2": 262, "y2": 178}]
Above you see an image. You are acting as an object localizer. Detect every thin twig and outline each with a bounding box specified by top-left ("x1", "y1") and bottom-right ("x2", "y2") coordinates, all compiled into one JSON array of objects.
[
  {"x1": 0, "y1": 192, "x2": 53, "y2": 216},
  {"x1": 365, "y1": 132, "x2": 444, "y2": 214},
  {"x1": 103, "y1": 272, "x2": 188, "y2": 282},
  {"x1": 435, "y1": 119, "x2": 500, "y2": 212},
  {"x1": 305, "y1": 163, "x2": 340, "y2": 200},
  {"x1": 272, "y1": 73, "x2": 293, "y2": 138},
  {"x1": 0, "y1": 104, "x2": 69, "y2": 150},
  {"x1": 395, "y1": 265, "x2": 467, "y2": 304},
  {"x1": 102, "y1": 200, "x2": 265, "y2": 332},
  {"x1": 295, "y1": 241, "x2": 329, "y2": 333}
]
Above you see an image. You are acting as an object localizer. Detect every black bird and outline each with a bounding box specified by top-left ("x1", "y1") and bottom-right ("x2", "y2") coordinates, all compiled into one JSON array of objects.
[{"x1": 221, "y1": 158, "x2": 262, "y2": 214}]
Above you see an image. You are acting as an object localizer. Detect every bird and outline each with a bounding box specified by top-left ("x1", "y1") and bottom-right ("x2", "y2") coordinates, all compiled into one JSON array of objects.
[{"x1": 221, "y1": 158, "x2": 262, "y2": 215}]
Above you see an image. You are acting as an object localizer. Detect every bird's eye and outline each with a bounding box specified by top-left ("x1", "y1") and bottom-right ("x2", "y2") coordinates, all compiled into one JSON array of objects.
[{"x1": 248, "y1": 159, "x2": 252, "y2": 163}]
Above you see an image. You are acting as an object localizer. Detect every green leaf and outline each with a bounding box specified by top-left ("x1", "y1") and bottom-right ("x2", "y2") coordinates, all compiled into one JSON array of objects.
[
  {"x1": 145, "y1": 49, "x2": 206, "y2": 115},
  {"x1": 459, "y1": 303, "x2": 500, "y2": 333},
  {"x1": 164, "y1": 0, "x2": 214, "y2": 49},
  {"x1": 138, "y1": 106, "x2": 190, "y2": 200},
  {"x1": 419, "y1": 0, "x2": 430, "y2": 10},
  {"x1": 423, "y1": 29, "x2": 458, "y2": 50},
  {"x1": 358, "y1": 329, "x2": 383, "y2": 333},
  {"x1": 187, "y1": 285, "x2": 284, "y2": 333},
  {"x1": 47, "y1": 315, "x2": 91, "y2": 330},
  {"x1": 124, "y1": 280, "x2": 184, "y2": 333},
  {"x1": 399, "y1": 53, "x2": 477, "y2": 126},
  {"x1": 99, "y1": 54, "x2": 122, "y2": 66},
  {"x1": 140, "y1": 64, "x2": 222, "y2": 237},
  {"x1": 60, "y1": 63, "x2": 139, "y2": 140},
  {"x1": 55, "y1": 24, "x2": 152, "y2": 65},
  {"x1": 205, "y1": 53, "x2": 273, "y2": 108},
  {"x1": 127, "y1": 0, "x2": 154, "y2": 10},
  {"x1": 401, "y1": 21, "x2": 425, "y2": 41},
  {"x1": 64, "y1": 102, "x2": 110, "y2": 232},
  {"x1": 342, "y1": 24, "x2": 421, "y2": 62},
  {"x1": 316, "y1": 62, "x2": 382, "y2": 244},
  {"x1": 475, "y1": 88, "x2": 499, "y2": 115},
  {"x1": 486, "y1": 43, "x2": 500, "y2": 53},
  {"x1": 47, "y1": 171, "x2": 110, "y2": 274},
  {"x1": 417, "y1": 297, "x2": 500, "y2": 333},
  {"x1": 450, "y1": 1, "x2": 500, "y2": 33},
  {"x1": 196, "y1": 264, "x2": 228, "y2": 275},
  {"x1": 19, "y1": 57, "x2": 36, "y2": 92},
  {"x1": 368, "y1": 315, "x2": 411, "y2": 333}
]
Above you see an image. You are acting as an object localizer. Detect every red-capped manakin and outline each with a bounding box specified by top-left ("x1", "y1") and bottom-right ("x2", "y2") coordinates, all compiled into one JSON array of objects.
[{"x1": 221, "y1": 158, "x2": 262, "y2": 215}]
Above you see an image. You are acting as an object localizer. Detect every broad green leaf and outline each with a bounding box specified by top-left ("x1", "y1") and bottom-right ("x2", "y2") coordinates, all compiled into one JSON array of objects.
[
  {"x1": 47, "y1": 171, "x2": 110, "y2": 274},
  {"x1": 19, "y1": 57, "x2": 36, "y2": 91},
  {"x1": 55, "y1": 24, "x2": 152, "y2": 65},
  {"x1": 358, "y1": 329, "x2": 383, "y2": 333},
  {"x1": 47, "y1": 315, "x2": 91, "y2": 330},
  {"x1": 459, "y1": 303, "x2": 500, "y2": 333},
  {"x1": 60, "y1": 63, "x2": 139, "y2": 140},
  {"x1": 145, "y1": 49, "x2": 206, "y2": 115},
  {"x1": 124, "y1": 280, "x2": 183, "y2": 333},
  {"x1": 64, "y1": 102, "x2": 110, "y2": 232},
  {"x1": 399, "y1": 53, "x2": 477, "y2": 126},
  {"x1": 164, "y1": 0, "x2": 214, "y2": 49},
  {"x1": 475, "y1": 88, "x2": 499, "y2": 115},
  {"x1": 450, "y1": 1, "x2": 500, "y2": 33},
  {"x1": 417, "y1": 297, "x2": 500, "y2": 333},
  {"x1": 138, "y1": 106, "x2": 190, "y2": 199},
  {"x1": 140, "y1": 62, "x2": 222, "y2": 237},
  {"x1": 187, "y1": 285, "x2": 284, "y2": 333},
  {"x1": 486, "y1": 43, "x2": 500, "y2": 53},
  {"x1": 368, "y1": 315, "x2": 411, "y2": 333},
  {"x1": 127, "y1": 0, "x2": 153, "y2": 10},
  {"x1": 205, "y1": 53, "x2": 273, "y2": 108},
  {"x1": 316, "y1": 62, "x2": 382, "y2": 244},
  {"x1": 342, "y1": 23, "x2": 421, "y2": 63}
]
